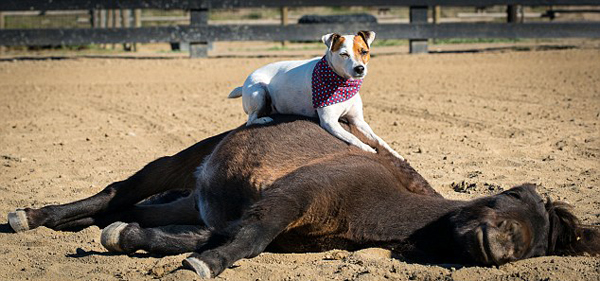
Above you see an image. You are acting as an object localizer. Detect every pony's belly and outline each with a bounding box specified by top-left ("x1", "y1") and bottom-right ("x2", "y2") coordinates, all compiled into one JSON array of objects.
[{"x1": 268, "y1": 230, "x2": 360, "y2": 253}]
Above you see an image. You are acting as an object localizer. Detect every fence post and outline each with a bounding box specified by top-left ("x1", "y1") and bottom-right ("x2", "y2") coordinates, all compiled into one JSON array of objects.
[
  {"x1": 100, "y1": 10, "x2": 107, "y2": 28},
  {"x1": 89, "y1": 10, "x2": 94, "y2": 28},
  {"x1": 122, "y1": 9, "x2": 132, "y2": 51},
  {"x1": 0, "y1": 12, "x2": 4, "y2": 54},
  {"x1": 281, "y1": 6, "x2": 288, "y2": 47},
  {"x1": 507, "y1": 5, "x2": 518, "y2": 23},
  {"x1": 133, "y1": 9, "x2": 141, "y2": 51},
  {"x1": 189, "y1": 8, "x2": 211, "y2": 58},
  {"x1": 433, "y1": 6, "x2": 441, "y2": 44},
  {"x1": 99, "y1": 9, "x2": 107, "y2": 49},
  {"x1": 409, "y1": 6, "x2": 428, "y2": 54},
  {"x1": 109, "y1": 9, "x2": 116, "y2": 49}
]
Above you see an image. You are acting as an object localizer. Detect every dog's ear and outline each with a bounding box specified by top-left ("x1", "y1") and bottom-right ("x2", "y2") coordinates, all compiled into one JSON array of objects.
[
  {"x1": 322, "y1": 33, "x2": 342, "y2": 50},
  {"x1": 357, "y1": 31, "x2": 376, "y2": 48}
]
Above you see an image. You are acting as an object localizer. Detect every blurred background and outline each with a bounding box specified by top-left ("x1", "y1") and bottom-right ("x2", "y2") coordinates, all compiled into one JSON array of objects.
[{"x1": 1, "y1": 3, "x2": 599, "y2": 57}]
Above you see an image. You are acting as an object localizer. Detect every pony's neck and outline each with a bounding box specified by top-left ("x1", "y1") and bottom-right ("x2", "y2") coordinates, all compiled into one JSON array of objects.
[
  {"x1": 362, "y1": 193, "x2": 467, "y2": 262},
  {"x1": 351, "y1": 191, "x2": 466, "y2": 244}
]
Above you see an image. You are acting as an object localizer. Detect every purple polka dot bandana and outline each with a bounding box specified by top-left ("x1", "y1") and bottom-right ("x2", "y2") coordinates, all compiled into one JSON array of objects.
[{"x1": 312, "y1": 56, "x2": 363, "y2": 108}]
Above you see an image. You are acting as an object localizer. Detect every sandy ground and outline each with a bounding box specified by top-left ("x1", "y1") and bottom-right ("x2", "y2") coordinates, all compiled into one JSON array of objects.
[{"x1": 0, "y1": 45, "x2": 599, "y2": 280}]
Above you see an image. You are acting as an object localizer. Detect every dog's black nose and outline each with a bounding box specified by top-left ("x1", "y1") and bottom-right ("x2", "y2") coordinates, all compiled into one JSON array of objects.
[{"x1": 354, "y1": 65, "x2": 365, "y2": 75}]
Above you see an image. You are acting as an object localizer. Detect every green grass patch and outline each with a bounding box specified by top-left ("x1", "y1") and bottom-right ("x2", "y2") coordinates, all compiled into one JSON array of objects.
[
  {"x1": 432, "y1": 38, "x2": 524, "y2": 45},
  {"x1": 372, "y1": 39, "x2": 407, "y2": 47},
  {"x1": 265, "y1": 43, "x2": 322, "y2": 51}
]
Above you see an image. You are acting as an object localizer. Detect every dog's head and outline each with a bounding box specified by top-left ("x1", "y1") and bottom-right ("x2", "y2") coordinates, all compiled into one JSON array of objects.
[{"x1": 322, "y1": 31, "x2": 375, "y2": 80}]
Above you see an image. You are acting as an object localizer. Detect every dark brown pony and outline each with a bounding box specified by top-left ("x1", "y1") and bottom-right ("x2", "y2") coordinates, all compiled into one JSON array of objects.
[{"x1": 7, "y1": 115, "x2": 600, "y2": 278}]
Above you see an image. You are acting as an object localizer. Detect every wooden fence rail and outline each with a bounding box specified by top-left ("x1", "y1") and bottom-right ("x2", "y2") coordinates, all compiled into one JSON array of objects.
[
  {"x1": 2, "y1": 0, "x2": 600, "y2": 10},
  {"x1": 1, "y1": 0, "x2": 600, "y2": 57},
  {"x1": 2, "y1": 23, "x2": 597, "y2": 44}
]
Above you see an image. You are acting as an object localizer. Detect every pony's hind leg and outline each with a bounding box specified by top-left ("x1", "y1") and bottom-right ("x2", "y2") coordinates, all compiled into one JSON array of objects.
[
  {"x1": 49, "y1": 190, "x2": 202, "y2": 232},
  {"x1": 98, "y1": 190, "x2": 202, "y2": 228},
  {"x1": 8, "y1": 130, "x2": 228, "y2": 232}
]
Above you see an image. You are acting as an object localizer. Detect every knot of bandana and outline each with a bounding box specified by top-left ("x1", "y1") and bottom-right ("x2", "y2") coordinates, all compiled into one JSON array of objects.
[{"x1": 312, "y1": 56, "x2": 363, "y2": 108}]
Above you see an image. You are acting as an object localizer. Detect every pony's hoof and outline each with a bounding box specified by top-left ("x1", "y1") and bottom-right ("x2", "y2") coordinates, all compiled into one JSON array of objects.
[
  {"x1": 101, "y1": 221, "x2": 129, "y2": 253},
  {"x1": 183, "y1": 257, "x2": 212, "y2": 278},
  {"x1": 8, "y1": 209, "x2": 30, "y2": 233}
]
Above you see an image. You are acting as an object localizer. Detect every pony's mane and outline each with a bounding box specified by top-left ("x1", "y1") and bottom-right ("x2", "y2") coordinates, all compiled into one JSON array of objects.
[
  {"x1": 347, "y1": 123, "x2": 441, "y2": 197},
  {"x1": 546, "y1": 199, "x2": 580, "y2": 254}
]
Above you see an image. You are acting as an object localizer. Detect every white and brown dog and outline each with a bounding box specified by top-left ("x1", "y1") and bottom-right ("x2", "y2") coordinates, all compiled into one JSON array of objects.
[{"x1": 228, "y1": 31, "x2": 404, "y2": 160}]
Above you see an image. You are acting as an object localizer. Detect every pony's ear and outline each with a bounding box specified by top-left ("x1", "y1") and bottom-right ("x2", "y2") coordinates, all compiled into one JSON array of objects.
[{"x1": 546, "y1": 199, "x2": 600, "y2": 256}]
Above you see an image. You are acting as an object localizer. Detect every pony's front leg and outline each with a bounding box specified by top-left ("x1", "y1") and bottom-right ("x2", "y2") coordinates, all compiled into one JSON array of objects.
[
  {"x1": 101, "y1": 223, "x2": 212, "y2": 255},
  {"x1": 183, "y1": 185, "x2": 312, "y2": 278}
]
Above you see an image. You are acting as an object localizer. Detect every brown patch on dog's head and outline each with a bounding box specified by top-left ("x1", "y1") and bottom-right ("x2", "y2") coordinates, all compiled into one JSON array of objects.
[
  {"x1": 354, "y1": 31, "x2": 375, "y2": 64},
  {"x1": 353, "y1": 34, "x2": 370, "y2": 64},
  {"x1": 357, "y1": 31, "x2": 376, "y2": 46},
  {"x1": 330, "y1": 34, "x2": 345, "y2": 52},
  {"x1": 322, "y1": 33, "x2": 345, "y2": 52}
]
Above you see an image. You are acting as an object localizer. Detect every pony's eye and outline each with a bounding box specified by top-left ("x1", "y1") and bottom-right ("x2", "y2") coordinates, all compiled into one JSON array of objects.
[
  {"x1": 505, "y1": 191, "x2": 522, "y2": 200},
  {"x1": 340, "y1": 53, "x2": 349, "y2": 58}
]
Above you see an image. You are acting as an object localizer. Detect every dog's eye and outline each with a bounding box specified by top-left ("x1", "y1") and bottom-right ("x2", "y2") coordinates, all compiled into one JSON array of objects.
[
  {"x1": 340, "y1": 53, "x2": 349, "y2": 58},
  {"x1": 361, "y1": 50, "x2": 369, "y2": 55}
]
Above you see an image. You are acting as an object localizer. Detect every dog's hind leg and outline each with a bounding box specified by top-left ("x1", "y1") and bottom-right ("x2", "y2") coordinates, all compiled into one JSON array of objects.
[{"x1": 242, "y1": 83, "x2": 274, "y2": 126}]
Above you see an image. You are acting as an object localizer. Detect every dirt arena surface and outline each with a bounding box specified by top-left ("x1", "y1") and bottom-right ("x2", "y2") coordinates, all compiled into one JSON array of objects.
[{"x1": 1, "y1": 47, "x2": 599, "y2": 280}]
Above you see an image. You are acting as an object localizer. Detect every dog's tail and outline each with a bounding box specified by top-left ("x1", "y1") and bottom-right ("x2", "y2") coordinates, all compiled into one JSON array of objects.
[{"x1": 228, "y1": 87, "x2": 243, "y2": 99}]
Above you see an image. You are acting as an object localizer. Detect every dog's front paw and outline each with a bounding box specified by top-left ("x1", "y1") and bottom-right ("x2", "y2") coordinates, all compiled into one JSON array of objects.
[
  {"x1": 390, "y1": 150, "x2": 405, "y2": 161},
  {"x1": 358, "y1": 144, "x2": 377, "y2": 153},
  {"x1": 251, "y1": 117, "x2": 274, "y2": 125}
]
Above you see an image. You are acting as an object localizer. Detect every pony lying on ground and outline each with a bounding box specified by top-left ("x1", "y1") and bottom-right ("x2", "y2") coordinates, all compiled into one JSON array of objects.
[{"x1": 8, "y1": 115, "x2": 600, "y2": 278}]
